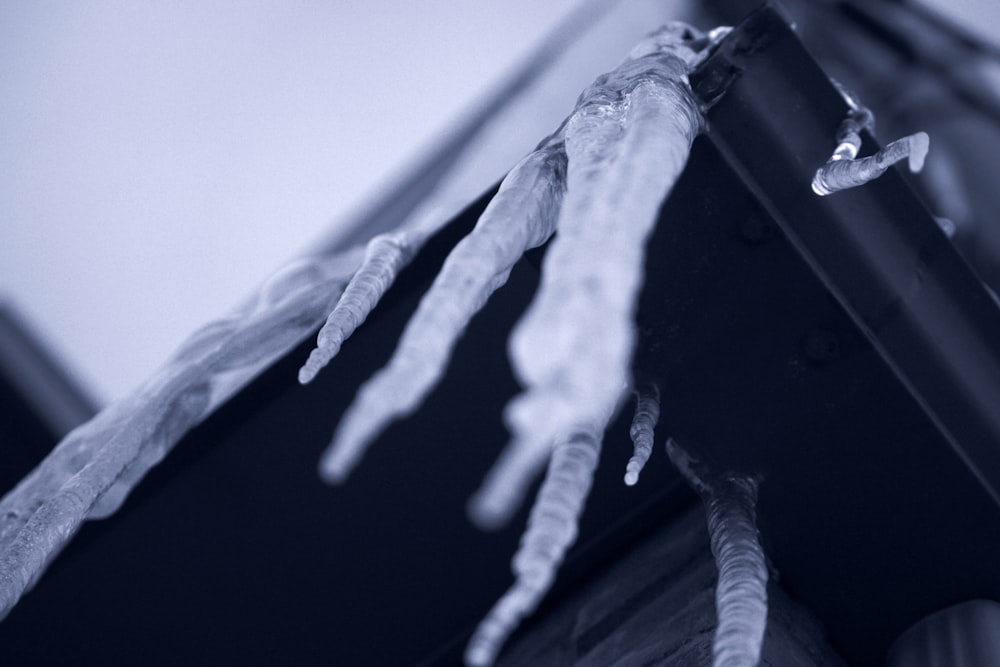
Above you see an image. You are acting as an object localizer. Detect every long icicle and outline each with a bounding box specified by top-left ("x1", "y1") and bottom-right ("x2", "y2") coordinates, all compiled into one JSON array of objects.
[
  {"x1": 0, "y1": 250, "x2": 361, "y2": 619},
  {"x1": 470, "y1": 25, "x2": 708, "y2": 528},
  {"x1": 319, "y1": 142, "x2": 567, "y2": 483},
  {"x1": 625, "y1": 384, "x2": 661, "y2": 486},
  {"x1": 666, "y1": 439, "x2": 768, "y2": 667},
  {"x1": 464, "y1": 427, "x2": 602, "y2": 667}
]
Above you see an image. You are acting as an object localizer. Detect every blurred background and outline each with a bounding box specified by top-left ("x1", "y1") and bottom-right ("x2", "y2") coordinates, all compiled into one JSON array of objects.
[{"x1": 1, "y1": 0, "x2": 999, "y2": 413}]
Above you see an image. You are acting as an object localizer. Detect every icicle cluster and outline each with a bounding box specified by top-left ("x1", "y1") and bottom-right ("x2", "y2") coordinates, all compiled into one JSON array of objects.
[
  {"x1": 667, "y1": 439, "x2": 769, "y2": 667},
  {"x1": 472, "y1": 71, "x2": 703, "y2": 525},
  {"x1": 0, "y1": 248, "x2": 363, "y2": 619},
  {"x1": 0, "y1": 18, "x2": 756, "y2": 666},
  {"x1": 299, "y1": 23, "x2": 729, "y2": 666},
  {"x1": 312, "y1": 21, "x2": 711, "y2": 511}
]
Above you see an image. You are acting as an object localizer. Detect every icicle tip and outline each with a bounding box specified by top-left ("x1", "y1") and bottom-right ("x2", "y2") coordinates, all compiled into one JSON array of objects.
[
  {"x1": 467, "y1": 437, "x2": 551, "y2": 531},
  {"x1": 464, "y1": 644, "x2": 493, "y2": 667},
  {"x1": 624, "y1": 385, "x2": 660, "y2": 487},
  {"x1": 467, "y1": 489, "x2": 516, "y2": 532},
  {"x1": 907, "y1": 131, "x2": 930, "y2": 172},
  {"x1": 298, "y1": 346, "x2": 335, "y2": 385},
  {"x1": 317, "y1": 445, "x2": 355, "y2": 485}
]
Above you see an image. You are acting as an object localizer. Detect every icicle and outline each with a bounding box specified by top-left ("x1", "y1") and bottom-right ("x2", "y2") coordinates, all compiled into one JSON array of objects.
[
  {"x1": 625, "y1": 384, "x2": 661, "y2": 486},
  {"x1": 666, "y1": 439, "x2": 768, "y2": 667},
  {"x1": 0, "y1": 249, "x2": 361, "y2": 619},
  {"x1": 296, "y1": 13, "x2": 607, "y2": 387},
  {"x1": 464, "y1": 428, "x2": 602, "y2": 667},
  {"x1": 470, "y1": 25, "x2": 707, "y2": 527},
  {"x1": 0, "y1": 379, "x2": 211, "y2": 619},
  {"x1": 812, "y1": 107, "x2": 929, "y2": 196},
  {"x1": 299, "y1": 233, "x2": 415, "y2": 383},
  {"x1": 319, "y1": 143, "x2": 567, "y2": 483}
]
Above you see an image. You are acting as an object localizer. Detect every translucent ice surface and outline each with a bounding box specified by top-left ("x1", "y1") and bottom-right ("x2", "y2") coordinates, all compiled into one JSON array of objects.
[
  {"x1": 625, "y1": 385, "x2": 661, "y2": 486},
  {"x1": 474, "y1": 32, "x2": 704, "y2": 527},
  {"x1": 303, "y1": 23, "x2": 722, "y2": 667},
  {"x1": 319, "y1": 142, "x2": 567, "y2": 483},
  {"x1": 1, "y1": 19, "x2": 748, "y2": 667},
  {"x1": 465, "y1": 428, "x2": 601, "y2": 667},
  {"x1": 0, "y1": 248, "x2": 362, "y2": 618},
  {"x1": 667, "y1": 439, "x2": 768, "y2": 667}
]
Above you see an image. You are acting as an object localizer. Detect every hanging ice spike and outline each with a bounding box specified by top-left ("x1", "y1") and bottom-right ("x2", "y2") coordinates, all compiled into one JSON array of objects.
[{"x1": 666, "y1": 439, "x2": 769, "y2": 667}]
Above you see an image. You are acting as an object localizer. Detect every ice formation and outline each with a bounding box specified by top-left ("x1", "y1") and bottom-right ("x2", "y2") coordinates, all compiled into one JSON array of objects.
[
  {"x1": 302, "y1": 22, "x2": 727, "y2": 665},
  {"x1": 625, "y1": 384, "x2": 661, "y2": 486},
  {"x1": 667, "y1": 439, "x2": 769, "y2": 667},
  {"x1": 812, "y1": 107, "x2": 929, "y2": 196},
  {"x1": 473, "y1": 66, "x2": 704, "y2": 527},
  {"x1": 465, "y1": 427, "x2": 602, "y2": 667},
  {"x1": 0, "y1": 17, "x2": 787, "y2": 667},
  {"x1": 0, "y1": 248, "x2": 363, "y2": 618}
]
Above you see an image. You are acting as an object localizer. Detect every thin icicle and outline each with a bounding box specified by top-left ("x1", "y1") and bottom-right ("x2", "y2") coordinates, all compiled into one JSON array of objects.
[
  {"x1": 812, "y1": 107, "x2": 929, "y2": 196},
  {"x1": 299, "y1": 233, "x2": 416, "y2": 383},
  {"x1": 319, "y1": 143, "x2": 567, "y2": 483},
  {"x1": 625, "y1": 384, "x2": 661, "y2": 486},
  {"x1": 464, "y1": 428, "x2": 602, "y2": 667},
  {"x1": 470, "y1": 24, "x2": 710, "y2": 527},
  {"x1": 666, "y1": 439, "x2": 768, "y2": 667},
  {"x1": 0, "y1": 249, "x2": 361, "y2": 619}
]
